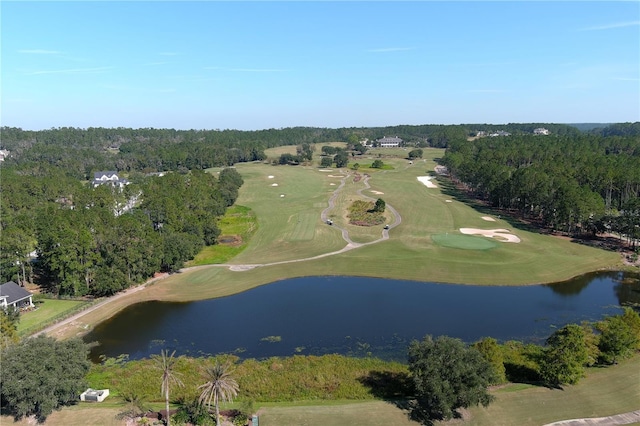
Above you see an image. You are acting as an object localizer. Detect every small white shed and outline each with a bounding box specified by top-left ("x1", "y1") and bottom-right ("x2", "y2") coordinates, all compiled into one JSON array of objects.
[{"x1": 80, "y1": 388, "x2": 110, "y2": 402}]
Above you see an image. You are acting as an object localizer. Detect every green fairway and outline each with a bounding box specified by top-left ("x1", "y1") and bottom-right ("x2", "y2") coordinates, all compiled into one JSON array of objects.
[
  {"x1": 213, "y1": 147, "x2": 620, "y2": 286},
  {"x1": 431, "y1": 233, "x2": 498, "y2": 250}
]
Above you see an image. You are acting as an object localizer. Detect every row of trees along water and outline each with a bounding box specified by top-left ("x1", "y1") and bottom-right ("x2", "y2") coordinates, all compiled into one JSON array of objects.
[{"x1": 441, "y1": 133, "x2": 640, "y2": 243}]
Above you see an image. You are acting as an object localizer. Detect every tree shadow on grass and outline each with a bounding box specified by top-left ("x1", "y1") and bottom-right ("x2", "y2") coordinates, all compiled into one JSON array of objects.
[
  {"x1": 359, "y1": 370, "x2": 440, "y2": 425},
  {"x1": 437, "y1": 178, "x2": 547, "y2": 235}
]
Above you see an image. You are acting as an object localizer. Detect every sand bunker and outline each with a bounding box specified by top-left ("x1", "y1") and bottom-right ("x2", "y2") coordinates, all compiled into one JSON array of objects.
[
  {"x1": 370, "y1": 190, "x2": 384, "y2": 195},
  {"x1": 280, "y1": 194, "x2": 285, "y2": 197},
  {"x1": 417, "y1": 176, "x2": 438, "y2": 188},
  {"x1": 271, "y1": 183, "x2": 279, "y2": 187},
  {"x1": 445, "y1": 200, "x2": 453, "y2": 203},
  {"x1": 459, "y1": 228, "x2": 521, "y2": 243},
  {"x1": 327, "y1": 175, "x2": 343, "y2": 178},
  {"x1": 481, "y1": 216, "x2": 496, "y2": 222},
  {"x1": 268, "y1": 175, "x2": 275, "y2": 179},
  {"x1": 330, "y1": 183, "x2": 336, "y2": 186},
  {"x1": 319, "y1": 169, "x2": 333, "y2": 172}
]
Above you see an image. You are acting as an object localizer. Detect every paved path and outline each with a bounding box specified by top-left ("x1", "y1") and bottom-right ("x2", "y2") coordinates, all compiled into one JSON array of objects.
[
  {"x1": 224, "y1": 172, "x2": 401, "y2": 271},
  {"x1": 32, "y1": 273, "x2": 169, "y2": 338},
  {"x1": 36, "y1": 171, "x2": 400, "y2": 333},
  {"x1": 542, "y1": 410, "x2": 640, "y2": 426}
]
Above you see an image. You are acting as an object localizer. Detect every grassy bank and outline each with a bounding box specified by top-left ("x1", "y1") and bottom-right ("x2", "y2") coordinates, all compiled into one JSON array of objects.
[{"x1": 3, "y1": 354, "x2": 637, "y2": 426}]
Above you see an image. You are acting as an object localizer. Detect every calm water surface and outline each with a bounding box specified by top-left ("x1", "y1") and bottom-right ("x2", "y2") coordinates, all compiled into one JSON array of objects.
[{"x1": 85, "y1": 271, "x2": 640, "y2": 362}]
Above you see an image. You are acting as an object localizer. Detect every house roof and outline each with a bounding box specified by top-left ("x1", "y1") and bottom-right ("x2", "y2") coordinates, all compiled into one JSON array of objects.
[
  {"x1": 0, "y1": 281, "x2": 33, "y2": 305},
  {"x1": 94, "y1": 171, "x2": 118, "y2": 179}
]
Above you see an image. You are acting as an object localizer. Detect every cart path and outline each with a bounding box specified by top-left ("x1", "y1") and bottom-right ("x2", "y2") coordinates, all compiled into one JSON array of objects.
[
  {"x1": 225, "y1": 172, "x2": 401, "y2": 271},
  {"x1": 542, "y1": 409, "x2": 640, "y2": 426},
  {"x1": 35, "y1": 172, "x2": 400, "y2": 334},
  {"x1": 32, "y1": 273, "x2": 169, "y2": 338}
]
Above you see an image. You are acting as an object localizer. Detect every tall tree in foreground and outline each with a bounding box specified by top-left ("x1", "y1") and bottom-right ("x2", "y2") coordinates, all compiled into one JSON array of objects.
[
  {"x1": 539, "y1": 324, "x2": 589, "y2": 387},
  {"x1": 152, "y1": 349, "x2": 184, "y2": 426},
  {"x1": 0, "y1": 336, "x2": 90, "y2": 422},
  {"x1": 198, "y1": 361, "x2": 240, "y2": 426},
  {"x1": 408, "y1": 335, "x2": 497, "y2": 423}
]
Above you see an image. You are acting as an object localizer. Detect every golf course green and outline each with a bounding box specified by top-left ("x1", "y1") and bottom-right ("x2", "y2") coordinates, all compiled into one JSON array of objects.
[{"x1": 172, "y1": 145, "x2": 620, "y2": 303}]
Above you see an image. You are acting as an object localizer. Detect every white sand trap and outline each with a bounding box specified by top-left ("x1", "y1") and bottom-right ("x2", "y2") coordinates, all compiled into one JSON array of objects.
[
  {"x1": 327, "y1": 175, "x2": 343, "y2": 178},
  {"x1": 280, "y1": 194, "x2": 285, "y2": 197},
  {"x1": 319, "y1": 169, "x2": 333, "y2": 172},
  {"x1": 268, "y1": 175, "x2": 275, "y2": 179},
  {"x1": 460, "y1": 228, "x2": 521, "y2": 243},
  {"x1": 445, "y1": 200, "x2": 453, "y2": 203},
  {"x1": 481, "y1": 216, "x2": 496, "y2": 222},
  {"x1": 417, "y1": 176, "x2": 438, "y2": 188},
  {"x1": 370, "y1": 190, "x2": 384, "y2": 195},
  {"x1": 271, "y1": 183, "x2": 279, "y2": 187},
  {"x1": 330, "y1": 183, "x2": 336, "y2": 186}
]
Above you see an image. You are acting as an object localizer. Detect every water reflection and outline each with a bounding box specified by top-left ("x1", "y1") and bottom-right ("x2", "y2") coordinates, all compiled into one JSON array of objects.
[{"x1": 85, "y1": 272, "x2": 640, "y2": 363}]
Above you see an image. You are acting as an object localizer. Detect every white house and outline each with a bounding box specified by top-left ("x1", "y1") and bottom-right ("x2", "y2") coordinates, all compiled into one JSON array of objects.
[
  {"x1": 376, "y1": 136, "x2": 403, "y2": 148},
  {"x1": 92, "y1": 171, "x2": 129, "y2": 189},
  {"x1": 0, "y1": 149, "x2": 9, "y2": 161},
  {"x1": 534, "y1": 128, "x2": 550, "y2": 135},
  {"x1": 0, "y1": 281, "x2": 34, "y2": 310}
]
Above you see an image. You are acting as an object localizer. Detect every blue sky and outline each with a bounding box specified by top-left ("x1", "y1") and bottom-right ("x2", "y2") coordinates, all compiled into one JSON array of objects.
[{"x1": 2, "y1": 1, "x2": 639, "y2": 131}]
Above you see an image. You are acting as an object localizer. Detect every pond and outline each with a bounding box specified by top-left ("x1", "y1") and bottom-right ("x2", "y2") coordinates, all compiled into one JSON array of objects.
[{"x1": 85, "y1": 271, "x2": 640, "y2": 362}]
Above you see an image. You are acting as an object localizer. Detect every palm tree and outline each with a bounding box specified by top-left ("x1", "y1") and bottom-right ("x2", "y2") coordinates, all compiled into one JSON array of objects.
[
  {"x1": 152, "y1": 349, "x2": 184, "y2": 426},
  {"x1": 198, "y1": 361, "x2": 240, "y2": 426}
]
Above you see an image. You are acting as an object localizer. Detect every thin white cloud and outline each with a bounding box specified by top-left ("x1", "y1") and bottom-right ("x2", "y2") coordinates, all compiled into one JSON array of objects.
[
  {"x1": 466, "y1": 89, "x2": 505, "y2": 93},
  {"x1": 102, "y1": 84, "x2": 176, "y2": 93},
  {"x1": 204, "y1": 66, "x2": 286, "y2": 72},
  {"x1": 367, "y1": 47, "x2": 414, "y2": 53},
  {"x1": 18, "y1": 49, "x2": 63, "y2": 55},
  {"x1": 580, "y1": 21, "x2": 640, "y2": 31},
  {"x1": 25, "y1": 67, "x2": 113, "y2": 76}
]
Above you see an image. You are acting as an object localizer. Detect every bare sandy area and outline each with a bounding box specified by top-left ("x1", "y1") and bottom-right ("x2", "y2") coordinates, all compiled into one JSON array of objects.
[
  {"x1": 268, "y1": 175, "x2": 275, "y2": 178},
  {"x1": 370, "y1": 190, "x2": 384, "y2": 195},
  {"x1": 318, "y1": 169, "x2": 333, "y2": 172},
  {"x1": 460, "y1": 228, "x2": 521, "y2": 243},
  {"x1": 271, "y1": 183, "x2": 278, "y2": 186},
  {"x1": 417, "y1": 176, "x2": 438, "y2": 188},
  {"x1": 482, "y1": 216, "x2": 496, "y2": 222},
  {"x1": 445, "y1": 200, "x2": 453, "y2": 203}
]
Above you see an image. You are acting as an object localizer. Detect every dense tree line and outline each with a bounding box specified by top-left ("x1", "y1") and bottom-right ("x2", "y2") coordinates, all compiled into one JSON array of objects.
[
  {"x1": 0, "y1": 163, "x2": 243, "y2": 296},
  {"x1": 442, "y1": 133, "x2": 640, "y2": 238},
  {"x1": 0, "y1": 123, "x2": 593, "y2": 179}
]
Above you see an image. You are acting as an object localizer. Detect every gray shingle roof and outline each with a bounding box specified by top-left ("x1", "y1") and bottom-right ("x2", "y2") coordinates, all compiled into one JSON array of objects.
[{"x1": 0, "y1": 281, "x2": 33, "y2": 305}]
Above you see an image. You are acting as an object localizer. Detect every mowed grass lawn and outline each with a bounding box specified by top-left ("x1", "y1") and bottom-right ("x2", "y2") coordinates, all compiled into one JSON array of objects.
[
  {"x1": 17, "y1": 298, "x2": 88, "y2": 335},
  {"x1": 3, "y1": 356, "x2": 637, "y2": 426},
  {"x1": 221, "y1": 147, "x2": 619, "y2": 285},
  {"x1": 258, "y1": 357, "x2": 640, "y2": 426}
]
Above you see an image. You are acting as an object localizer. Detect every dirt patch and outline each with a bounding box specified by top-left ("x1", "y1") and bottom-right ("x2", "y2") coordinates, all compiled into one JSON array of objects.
[{"x1": 219, "y1": 235, "x2": 243, "y2": 246}]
